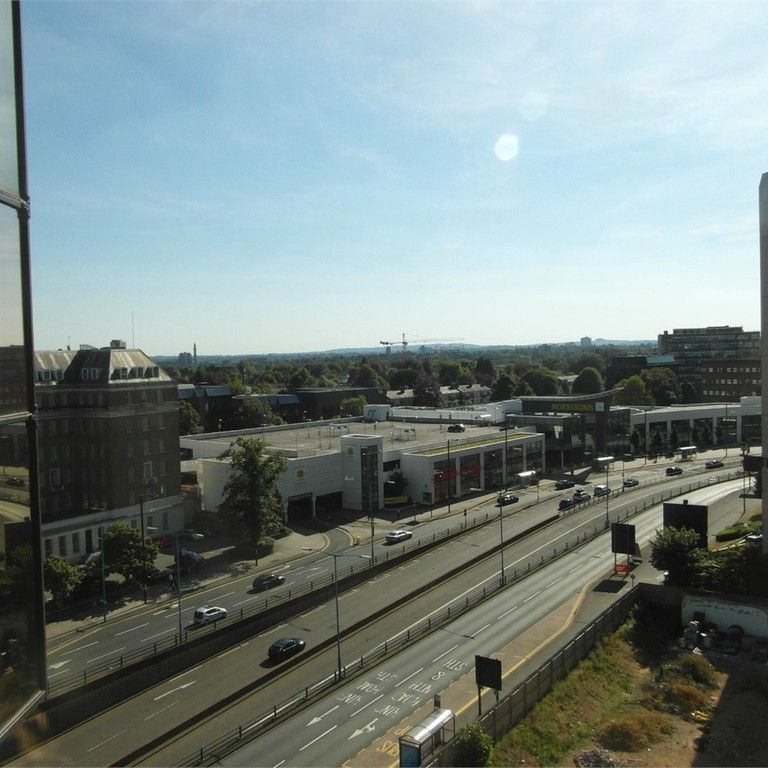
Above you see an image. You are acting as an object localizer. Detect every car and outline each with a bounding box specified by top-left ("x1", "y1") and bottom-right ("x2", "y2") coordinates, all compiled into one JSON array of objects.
[
  {"x1": 745, "y1": 533, "x2": 763, "y2": 547},
  {"x1": 558, "y1": 498, "x2": 577, "y2": 511},
  {"x1": 664, "y1": 451, "x2": 675, "y2": 459},
  {"x1": 666, "y1": 466, "x2": 683, "y2": 476},
  {"x1": 178, "y1": 529, "x2": 205, "y2": 541},
  {"x1": 447, "y1": 423, "x2": 465, "y2": 433},
  {"x1": 554, "y1": 479, "x2": 575, "y2": 490},
  {"x1": 192, "y1": 606, "x2": 227, "y2": 625},
  {"x1": 705, "y1": 460, "x2": 724, "y2": 470},
  {"x1": 386, "y1": 529, "x2": 413, "y2": 544},
  {"x1": 176, "y1": 549, "x2": 203, "y2": 572},
  {"x1": 5, "y1": 477, "x2": 24, "y2": 487},
  {"x1": 145, "y1": 566, "x2": 171, "y2": 584},
  {"x1": 572, "y1": 489, "x2": 591, "y2": 502},
  {"x1": 622, "y1": 453, "x2": 635, "y2": 462},
  {"x1": 253, "y1": 573, "x2": 285, "y2": 592},
  {"x1": 268, "y1": 636, "x2": 305, "y2": 662},
  {"x1": 593, "y1": 484, "x2": 610, "y2": 497},
  {"x1": 497, "y1": 492, "x2": 519, "y2": 506},
  {"x1": 623, "y1": 478, "x2": 640, "y2": 488}
]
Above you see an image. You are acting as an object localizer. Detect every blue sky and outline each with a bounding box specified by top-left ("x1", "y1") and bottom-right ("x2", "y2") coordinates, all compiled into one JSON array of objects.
[{"x1": 21, "y1": 1, "x2": 768, "y2": 356}]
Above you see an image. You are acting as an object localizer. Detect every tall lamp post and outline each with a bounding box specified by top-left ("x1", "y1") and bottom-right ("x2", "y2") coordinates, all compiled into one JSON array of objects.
[
  {"x1": 99, "y1": 529, "x2": 107, "y2": 623},
  {"x1": 332, "y1": 553, "x2": 370, "y2": 681},
  {"x1": 503, "y1": 419, "x2": 508, "y2": 490},
  {"x1": 139, "y1": 493, "x2": 157, "y2": 604},
  {"x1": 446, "y1": 439, "x2": 452, "y2": 515},
  {"x1": 497, "y1": 501, "x2": 506, "y2": 585},
  {"x1": 604, "y1": 462, "x2": 610, "y2": 525},
  {"x1": 148, "y1": 527, "x2": 183, "y2": 644}
]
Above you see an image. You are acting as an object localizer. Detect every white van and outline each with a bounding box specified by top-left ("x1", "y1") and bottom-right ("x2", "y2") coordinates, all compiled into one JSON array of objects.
[{"x1": 593, "y1": 484, "x2": 610, "y2": 497}]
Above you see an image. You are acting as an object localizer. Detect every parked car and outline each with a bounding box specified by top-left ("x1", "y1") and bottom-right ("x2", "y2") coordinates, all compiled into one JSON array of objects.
[
  {"x1": 593, "y1": 484, "x2": 610, "y2": 497},
  {"x1": 622, "y1": 453, "x2": 635, "y2": 462},
  {"x1": 176, "y1": 549, "x2": 203, "y2": 572},
  {"x1": 623, "y1": 477, "x2": 640, "y2": 488},
  {"x1": 558, "y1": 498, "x2": 577, "y2": 511},
  {"x1": 554, "y1": 479, "x2": 575, "y2": 490},
  {"x1": 386, "y1": 529, "x2": 413, "y2": 544},
  {"x1": 745, "y1": 533, "x2": 763, "y2": 548},
  {"x1": 666, "y1": 466, "x2": 683, "y2": 476},
  {"x1": 572, "y1": 489, "x2": 591, "y2": 502},
  {"x1": 4, "y1": 477, "x2": 24, "y2": 487},
  {"x1": 145, "y1": 566, "x2": 171, "y2": 584},
  {"x1": 447, "y1": 423, "x2": 465, "y2": 433},
  {"x1": 178, "y1": 529, "x2": 205, "y2": 541},
  {"x1": 497, "y1": 492, "x2": 519, "y2": 506},
  {"x1": 193, "y1": 606, "x2": 227, "y2": 625},
  {"x1": 268, "y1": 637, "x2": 305, "y2": 662},
  {"x1": 253, "y1": 573, "x2": 285, "y2": 592},
  {"x1": 705, "y1": 460, "x2": 724, "y2": 470}
]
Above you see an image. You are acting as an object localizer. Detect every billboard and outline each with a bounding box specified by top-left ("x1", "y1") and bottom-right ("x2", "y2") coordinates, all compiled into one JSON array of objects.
[
  {"x1": 611, "y1": 522, "x2": 636, "y2": 556},
  {"x1": 663, "y1": 501, "x2": 708, "y2": 548}
]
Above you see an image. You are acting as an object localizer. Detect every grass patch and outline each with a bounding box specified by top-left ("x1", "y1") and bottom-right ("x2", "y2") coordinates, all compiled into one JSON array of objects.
[
  {"x1": 598, "y1": 711, "x2": 675, "y2": 751},
  {"x1": 663, "y1": 679, "x2": 712, "y2": 714},
  {"x1": 715, "y1": 523, "x2": 748, "y2": 542},
  {"x1": 666, "y1": 653, "x2": 718, "y2": 688}
]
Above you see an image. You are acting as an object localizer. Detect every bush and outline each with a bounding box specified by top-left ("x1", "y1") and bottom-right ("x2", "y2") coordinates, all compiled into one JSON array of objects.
[
  {"x1": 598, "y1": 711, "x2": 674, "y2": 751},
  {"x1": 454, "y1": 723, "x2": 492, "y2": 767},
  {"x1": 256, "y1": 538, "x2": 275, "y2": 556},
  {"x1": 673, "y1": 653, "x2": 717, "y2": 688},
  {"x1": 715, "y1": 523, "x2": 747, "y2": 542},
  {"x1": 663, "y1": 680, "x2": 711, "y2": 713}
]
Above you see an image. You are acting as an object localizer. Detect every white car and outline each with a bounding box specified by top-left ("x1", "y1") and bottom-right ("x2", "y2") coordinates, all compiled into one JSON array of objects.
[
  {"x1": 386, "y1": 529, "x2": 413, "y2": 544},
  {"x1": 193, "y1": 606, "x2": 227, "y2": 625}
]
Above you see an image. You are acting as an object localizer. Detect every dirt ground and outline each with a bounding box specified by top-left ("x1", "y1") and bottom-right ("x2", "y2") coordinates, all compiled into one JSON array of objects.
[{"x1": 571, "y1": 651, "x2": 768, "y2": 768}]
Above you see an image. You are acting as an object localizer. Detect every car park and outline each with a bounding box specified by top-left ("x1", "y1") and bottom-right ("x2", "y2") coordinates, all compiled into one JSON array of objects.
[
  {"x1": 558, "y1": 498, "x2": 577, "y2": 511},
  {"x1": 666, "y1": 466, "x2": 683, "y2": 476},
  {"x1": 253, "y1": 573, "x2": 285, "y2": 591},
  {"x1": 593, "y1": 484, "x2": 610, "y2": 497},
  {"x1": 268, "y1": 637, "x2": 305, "y2": 661},
  {"x1": 447, "y1": 423, "x2": 465, "y2": 433},
  {"x1": 572, "y1": 489, "x2": 591, "y2": 502},
  {"x1": 193, "y1": 606, "x2": 227, "y2": 625},
  {"x1": 386, "y1": 529, "x2": 413, "y2": 544},
  {"x1": 554, "y1": 479, "x2": 575, "y2": 490},
  {"x1": 623, "y1": 477, "x2": 640, "y2": 488},
  {"x1": 705, "y1": 460, "x2": 724, "y2": 470},
  {"x1": 497, "y1": 492, "x2": 519, "y2": 506}
]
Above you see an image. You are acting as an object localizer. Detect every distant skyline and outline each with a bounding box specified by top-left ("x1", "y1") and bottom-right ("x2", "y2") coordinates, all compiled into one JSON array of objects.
[{"x1": 22, "y1": 1, "x2": 766, "y2": 356}]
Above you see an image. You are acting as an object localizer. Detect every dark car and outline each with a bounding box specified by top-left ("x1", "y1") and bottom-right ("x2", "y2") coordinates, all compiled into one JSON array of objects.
[
  {"x1": 497, "y1": 492, "x2": 519, "y2": 506},
  {"x1": 145, "y1": 566, "x2": 171, "y2": 584},
  {"x1": 268, "y1": 637, "x2": 305, "y2": 662},
  {"x1": 623, "y1": 477, "x2": 640, "y2": 488},
  {"x1": 622, "y1": 453, "x2": 635, "y2": 462},
  {"x1": 447, "y1": 423, "x2": 465, "y2": 433},
  {"x1": 5, "y1": 477, "x2": 24, "y2": 487},
  {"x1": 705, "y1": 460, "x2": 724, "y2": 470},
  {"x1": 666, "y1": 466, "x2": 683, "y2": 476},
  {"x1": 558, "y1": 498, "x2": 577, "y2": 511},
  {"x1": 554, "y1": 479, "x2": 575, "y2": 490},
  {"x1": 176, "y1": 549, "x2": 203, "y2": 572},
  {"x1": 253, "y1": 573, "x2": 285, "y2": 592}
]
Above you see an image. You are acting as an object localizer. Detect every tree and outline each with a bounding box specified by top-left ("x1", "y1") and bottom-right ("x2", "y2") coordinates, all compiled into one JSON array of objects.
[
  {"x1": 178, "y1": 400, "x2": 203, "y2": 436},
  {"x1": 453, "y1": 723, "x2": 492, "y2": 767},
  {"x1": 340, "y1": 395, "x2": 367, "y2": 417},
  {"x1": 474, "y1": 357, "x2": 495, "y2": 386},
  {"x1": 231, "y1": 398, "x2": 283, "y2": 429},
  {"x1": 218, "y1": 437, "x2": 288, "y2": 545},
  {"x1": 522, "y1": 367, "x2": 560, "y2": 396},
  {"x1": 572, "y1": 366, "x2": 604, "y2": 395},
  {"x1": 43, "y1": 556, "x2": 82, "y2": 606},
  {"x1": 649, "y1": 527, "x2": 702, "y2": 587},
  {"x1": 641, "y1": 367, "x2": 681, "y2": 406},
  {"x1": 413, "y1": 374, "x2": 441, "y2": 407},
  {"x1": 513, "y1": 378, "x2": 534, "y2": 397},
  {"x1": 490, "y1": 373, "x2": 517, "y2": 401},
  {"x1": 613, "y1": 375, "x2": 653, "y2": 406},
  {"x1": 102, "y1": 523, "x2": 160, "y2": 584},
  {"x1": 287, "y1": 366, "x2": 315, "y2": 390},
  {"x1": 387, "y1": 470, "x2": 408, "y2": 496}
]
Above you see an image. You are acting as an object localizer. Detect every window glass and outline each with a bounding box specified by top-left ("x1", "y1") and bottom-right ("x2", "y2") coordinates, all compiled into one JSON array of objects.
[
  {"x1": 0, "y1": 206, "x2": 25, "y2": 416},
  {"x1": 0, "y1": 2, "x2": 19, "y2": 199}
]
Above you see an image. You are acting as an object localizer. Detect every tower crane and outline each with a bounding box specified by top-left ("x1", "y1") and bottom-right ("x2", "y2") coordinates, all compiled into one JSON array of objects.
[{"x1": 379, "y1": 333, "x2": 464, "y2": 355}]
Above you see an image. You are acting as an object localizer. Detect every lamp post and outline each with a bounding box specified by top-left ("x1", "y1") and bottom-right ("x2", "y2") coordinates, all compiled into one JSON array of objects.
[
  {"x1": 644, "y1": 408, "x2": 648, "y2": 465},
  {"x1": 138, "y1": 494, "x2": 157, "y2": 604},
  {"x1": 604, "y1": 462, "x2": 610, "y2": 525},
  {"x1": 99, "y1": 529, "x2": 107, "y2": 623},
  {"x1": 724, "y1": 402, "x2": 729, "y2": 457},
  {"x1": 332, "y1": 553, "x2": 370, "y2": 681},
  {"x1": 503, "y1": 418, "x2": 508, "y2": 490},
  {"x1": 497, "y1": 501, "x2": 505, "y2": 585},
  {"x1": 148, "y1": 527, "x2": 183, "y2": 644},
  {"x1": 447, "y1": 439, "x2": 452, "y2": 515}
]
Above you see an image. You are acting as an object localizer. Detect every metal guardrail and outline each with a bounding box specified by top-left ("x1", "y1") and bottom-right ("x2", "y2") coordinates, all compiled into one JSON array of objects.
[{"x1": 169, "y1": 469, "x2": 743, "y2": 766}]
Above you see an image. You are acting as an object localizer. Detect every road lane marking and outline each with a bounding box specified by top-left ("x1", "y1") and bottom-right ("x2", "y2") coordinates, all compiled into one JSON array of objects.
[
  {"x1": 217, "y1": 591, "x2": 235, "y2": 599},
  {"x1": 257, "y1": 624, "x2": 285, "y2": 638},
  {"x1": 167, "y1": 664, "x2": 202, "y2": 683},
  {"x1": 350, "y1": 694, "x2": 383, "y2": 717},
  {"x1": 472, "y1": 623, "x2": 491, "y2": 636},
  {"x1": 115, "y1": 623, "x2": 149, "y2": 636},
  {"x1": 496, "y1": 606, "x2": 518, "y2": 620},
  {"x1": 432, "y1": 645, "x2": 458, "y2": 663},
  {"x1": 144, "y1": 699, "x2": 179, "y2": 721},
  {"x1": 87, "y1": 647, "x2": 125, "y2": 664},
  {"x1": 87, "y1": 729, "x2": 127, "y2": 752},
  {"x1": 523, "y1": 590, "x2": 541, "y2": 603},
  {"x1": 545, "y1": 578, "x2": 563, "y2": 589},
  {"x1": 369, "y1": 574, "x2": 391, "y2": 584},
  {"x1": 232, "y1": 597, "x2": 257, "y2": 607},
  {"x1": 299, "y1": 725, "x2": 337, "y2": 751},
  {"x1": 273, "y1": 761, "x2": 285, "y2": 768},
  {"x1": 141, "y1": 630, "x2": 176, "y2": 643},
  {"x1": 394, "y1": 668, "x2": 424, "y2": 688},
  {"x1": 307, "y1": 704, "x2": 339, "y2": 725},
  {"x1": 48, "y1": 660, "x2": 71, "y2": 670},
  {"x1": 154, "y1": 680, "x2": 196, "y2": 700},
  {"x1": 302, "y1": 606, "x2": 324, "y2": 617},
  {"x1": 61, "y1": 640, "x2": 98, "y2": 655}
]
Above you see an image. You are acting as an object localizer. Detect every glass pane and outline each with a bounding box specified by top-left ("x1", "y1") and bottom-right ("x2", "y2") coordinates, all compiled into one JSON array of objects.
[
  {"x1": 0, "y1": 1, "x2": 20, "y2": 200},
  {"x1": 0, "y1": 417, "x2": 44, "y2": 728},
  {"x1": 0, "y1": 204, "x2": 26, "y2": 416}
]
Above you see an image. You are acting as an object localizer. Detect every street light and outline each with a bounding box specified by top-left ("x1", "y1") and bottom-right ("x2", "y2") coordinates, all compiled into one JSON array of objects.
[
  {"x1": 139, "y1": 493, "x2": 158, "y2": 604},
  {"x1": 99, "y1": 529, "x2": 107, "y2": 623},
  {"x1": 497, "y1": 500, "x2": 506, "y2": 586},
  {"x1": 604, "y1": 461, "x2": 610, "y2": 525},
  {"x1": 332, "y1": 552, "x2": 370, "y2": 681},
  {"x1": 147, "y1": 527, "x2": 183, "y2": 644}
]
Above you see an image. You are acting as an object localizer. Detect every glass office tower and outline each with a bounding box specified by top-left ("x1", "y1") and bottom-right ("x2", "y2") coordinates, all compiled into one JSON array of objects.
[{"x1": 0, "y1": 0, "x2": 47, "y2": 740}]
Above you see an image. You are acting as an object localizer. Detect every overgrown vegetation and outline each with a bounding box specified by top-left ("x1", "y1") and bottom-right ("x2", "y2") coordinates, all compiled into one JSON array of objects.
[{"x1": 490, "y1": 608, "x2": 721, "y2": 766}]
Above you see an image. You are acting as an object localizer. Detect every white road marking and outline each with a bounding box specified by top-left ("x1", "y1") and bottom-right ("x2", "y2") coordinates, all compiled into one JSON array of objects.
[
  {"x1": 115, "y1": 623, "x2": 149, "y2": 636},
  {"x1": 167, "y1": 664, "x2": 202, "y2": 683},
  {"x1": 432, "y1": 645, "x2": 459, "y2": 663},
  {"x1": 350, "y1": 694, "x2": 383, "y2": 717},
  {"x1": 394, "y1": 668, "x2": 424, "y2": 688},
  {"x1": 545, "y1": 578, "x2": 562, "y2": 589},
  {"x1": 48, "y1": 660, "x2": 71, "y2": 670},
  {"x1": 87, "y1": 729, "x2": 127, "y2": 752},
  {"x1": 523, "y1": 590, "x2": 541, "y2": 603},
  {"x1": 272, "y1": 761, "x2": 286, "y2": 768},
  {"x1": 144, "y1": 699, "x2": 179, "y2": 721},
  {"x1": 217, "y1": 591, "x2": 235, "y2": 599},
  {"x1": 299, "y1": 725, "x2": 337, "y2": 751},
  {"x1": 369, "y1": 574, "x2": 391, "y2": 583},
  {"x1": 232, "y1": 597, "x2": 257, "y2": 607},
  {"x1": 257, "y1": 624, "x2": 286, "y2": 638},
  {"x1": 472, "y1": 623, "x2": 491, "y2": 636},
  {"x1": 154, "y1": 680, "x2": 196, "y2": 701},
  {"x1": 61, "y1": 640, "x2": 98, "y2": 655},
  {"x1": 141, "y1": 630, "x2": 175, "y2": 643},
  {"x1": 302, "y1": 606, "x2": 324, "y2": 617},
  {"x1": 496, "y1": 606, "x2": 518, "y2": 620},
  {"x1": 87, "y1": 647, "x2": 125, "y2": 664},
  {"x1": 307, "y1": 704, "x2": 339, "y2": 725}
]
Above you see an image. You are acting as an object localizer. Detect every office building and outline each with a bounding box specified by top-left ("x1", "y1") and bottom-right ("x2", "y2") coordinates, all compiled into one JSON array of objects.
[{"x1": 700, "y1": 358, "x2": 761, "y2": 402}]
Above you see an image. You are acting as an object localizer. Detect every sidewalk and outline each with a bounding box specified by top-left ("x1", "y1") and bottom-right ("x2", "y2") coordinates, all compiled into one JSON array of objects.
[{"x1": 45, "y1": 528, "x2": 330, "y2": 645}]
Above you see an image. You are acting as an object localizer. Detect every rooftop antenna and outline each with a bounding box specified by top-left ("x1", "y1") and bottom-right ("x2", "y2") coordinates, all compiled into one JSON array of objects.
[{"x1": 131, "y1": 309, "x2": 135, "y2": 348}]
